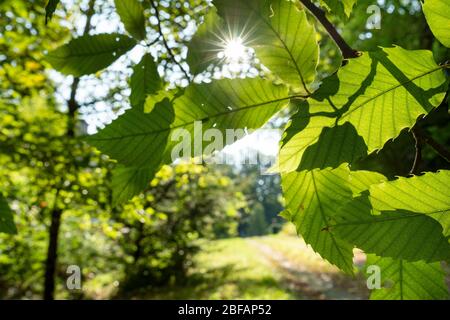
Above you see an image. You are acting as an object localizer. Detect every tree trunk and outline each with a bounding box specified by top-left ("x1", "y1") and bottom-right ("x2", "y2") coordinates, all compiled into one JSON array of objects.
[
  {"x1": 43, "y1": 208, "x2": 63, "y2": 300},
  {"x1": 41, "y1": 0, "x2": 95, "y2": 300}
]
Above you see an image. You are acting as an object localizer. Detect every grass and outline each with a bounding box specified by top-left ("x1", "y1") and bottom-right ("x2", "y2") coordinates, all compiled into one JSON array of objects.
[
  {"x1": 128, "y1": 238, "x2": 295, "y2": 299},
  {"x1": 124, "y1": 233, "x2": 369, "y2": 300}
]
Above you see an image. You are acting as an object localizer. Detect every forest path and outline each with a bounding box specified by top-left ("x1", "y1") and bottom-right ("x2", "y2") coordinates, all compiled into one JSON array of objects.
[
  {"x1": 248, "y1": 238, "x2": 367, "y2": 300},
  {"x1": 121, "y1": 235, "x2": 368, "y2": 300}
]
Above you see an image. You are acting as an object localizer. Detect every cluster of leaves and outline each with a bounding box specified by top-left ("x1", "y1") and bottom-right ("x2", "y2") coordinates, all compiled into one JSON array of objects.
[
  {"x1": 31, "y1": 0, "x2": 450, "y2": 299},
  {"x1": 0, "y1": 0, "x2": 70, "y2": 238}
]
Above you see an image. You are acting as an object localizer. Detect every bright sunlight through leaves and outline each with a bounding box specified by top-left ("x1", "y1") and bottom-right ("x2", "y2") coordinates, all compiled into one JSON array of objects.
[{"x1": 221, "y1": 37, "x2": 247, "y2": 62}]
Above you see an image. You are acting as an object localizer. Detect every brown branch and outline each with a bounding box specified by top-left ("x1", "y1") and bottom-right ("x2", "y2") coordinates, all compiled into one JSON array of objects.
[
  {"x1": 82, "y1": 0, "x2": 96, "y2": 35},
  {"x1": 150, "y1": 0, "x2": 191, "y2": 81},
  {"x1": 298, "y1": 0, "x2": 360, "y2": 59},
  {"x1": 419, "y1": 131, "x2": 450, "y2": 162},
  {"x1": 425, "y1": 137, "x2": 450, "y2": 162},
  {"x1": 67, "y1": 77, "x2": 80, "y2": 137}
]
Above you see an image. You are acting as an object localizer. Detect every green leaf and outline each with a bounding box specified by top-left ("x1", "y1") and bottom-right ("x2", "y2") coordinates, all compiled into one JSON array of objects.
[
  {"x1": 277, "y1": 47, "x2": 448, "y2": 173},
  {"x1": 130, "y1": 53, "x2": 162, "y2": 110},
  {"x1": 282, "y1": 165, "x2": 354, "y2": 274},
  {"x1": 422, "y1": 0, "x2": 450, "y2": 47},
  {"x1": 161, "y1": 78, "x2": 290, "y2": 165},
  {"x1": 337, "y1": 47, "x2": 447, "y2": 152},
  {"x1": 347, "y1": 170, "x2": 386, "y2": 196},
  {"x1": 277, "y1": 79, "x2": 367, "y2": 172},
  {"x1": 369, "y1": 170, "x2": 450, "y2": 238},
  {"x1": 214, "y1": 0, "x2": 319, "y2": 93},
  {"x1": 333, "y1": 195, "x2": 450, "y2": 262},
  {"x1": 45, "y1": 0, "x2": 60, "y2": 24},
  {"x1": 333, "y1": 170, "x2": 450, "y2": 262},
  {"x1": 114, "y1": 0, "x2": 146, "y2": 41},
  {"x1": 88, "y1": 78, "x2": 290, "y2": 204},
  {"x1": 366, "y1": 255, "x2": 448, "y2": 300},
  {"x1": 320, "y1": 0, "x2": 358, "y2": 19},
  {"x1": 88, "y1": 78, "x2": 290, "y2": 168},
  {"x1": 170, "y1": 78, "x2": 289, "y2": 133},
  {"x1": 87, "y1": 98, "x2": 175, "y2": 168},
  {"x1": 143, "y1": 89, "x2": 177, "y2": 113},
  {"x1": 158, "y1": 78, "x2": 290, "y2": 163},
  {"x1": 111, "y1": 166, "x2": 155, "y2": 206},
  {"x1": 0, "y1": 194, "x2": 16, "y2": 234},
  {"x1": 187, "y1": 8, "x2": 224, "y2": 75},
  {"x1": 46, "y1": 33, "x2": 137, "y2": 76}
]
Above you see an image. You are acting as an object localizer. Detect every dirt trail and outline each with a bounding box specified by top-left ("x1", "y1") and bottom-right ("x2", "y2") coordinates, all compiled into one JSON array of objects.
[{"x1": 249, "y1": 239, "x2": 367, "y2": 300}]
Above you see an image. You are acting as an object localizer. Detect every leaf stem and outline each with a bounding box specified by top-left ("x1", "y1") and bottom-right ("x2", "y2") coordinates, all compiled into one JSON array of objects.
[
  {"x1": 410, "y1": 128, "x2": 423, "y2": 174},
  {"x1": 298, "y1": 0, "x2": 360, "y2": 59},
  {"x1": 150, "y1": 0, "x2": 191, "y2": 81}
]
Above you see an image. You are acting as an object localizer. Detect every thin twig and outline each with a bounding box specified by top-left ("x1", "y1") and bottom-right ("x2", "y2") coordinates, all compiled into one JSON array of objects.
[
  {"x1": 67, "y1": 0, "x2": 96, "y2": 137},
  {"x1": 410, "y1": 129, "x2": 423, "y2": 174},
  {"x1": 82, "y1": 0, "x2": 96, "y2": 35},
  {"x1": 147, "y1": 35, "x2": 161, "y2": 47},
  {"x1": 298, "y1": 0, "x2": 360, "y2": 59},
  {"x1": 150, "y1": 0, "x2": 191, "y2": 81}
]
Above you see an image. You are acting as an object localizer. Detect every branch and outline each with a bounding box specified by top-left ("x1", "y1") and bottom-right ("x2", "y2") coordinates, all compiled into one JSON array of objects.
[
  {"x1": 82, "y1": 0, "x2": 96, "y2": 35},
  {"x1": 412, "y1": 128, "x2": 450, "y2": 165},
  {"x1": 66, "y1": 0, "x2": 96, "y2": 137},
  {"x1": 147, "y1": 35, "x2": 161, "y2": 47},
  {"x1": 422, "y1": 134, "x2": 450, "y2": 162},
  {"x1": 298, "y1": 0, "x2": 360, "y2": 59},
  {"x1": 150, "y1": 0, "x2": 191, "y2": 81},
  {"x1": 67, "y1": 77, "x2": 80, "y2": 137}
]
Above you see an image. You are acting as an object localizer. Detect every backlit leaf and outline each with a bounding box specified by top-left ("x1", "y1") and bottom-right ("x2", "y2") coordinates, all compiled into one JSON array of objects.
[
  {"x1": 46, "y1": 33, "x2": 137, "y2": 76},
  {"x1": 87, "y1": 98, "x2": 175, "y2": 168},
  {"x1": 366, "y1": 255, "x2": 448, "y2": 300},
  {"x1": 130, "y1": 53, "x2": 162, "y2": 110},
  {"x1": 282, "y1": 165, "x2": 354, "y2": 274},
  {"x1": 333, "y1": 195, "x2": 450, "y2": 262},
  {"x1": 278, "y1": 46, "x2": 448, "y2": 173},
  {"x1": 369, "y1": 170, "x2": 450, "y2": 238},
  {"x1": 187, "y1": 8, "x2": 224, "y2": 75},
  {"x1": 214, "y1": 0, "x2": 319, "y2": 93},
  {"x1": 422, "y1": 0, "x2": 450, "y2": 47},
  {"x1": 114, "y1": 0, "x2": 146, "y2": 41}
]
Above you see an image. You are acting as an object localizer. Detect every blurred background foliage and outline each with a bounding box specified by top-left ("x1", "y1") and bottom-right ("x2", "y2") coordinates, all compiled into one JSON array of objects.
[{"x1": 0, "y1": 0, "x2": 448, "y2": 299}]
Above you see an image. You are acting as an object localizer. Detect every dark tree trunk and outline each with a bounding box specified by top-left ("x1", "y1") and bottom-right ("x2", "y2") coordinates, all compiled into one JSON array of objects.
[
  {"x1": 42, "y1": 75, "x2": 79, "y2": 300},
  {"x1": 132, "y1": 222, "x2": 145, "y2": 263},
  {"x1": 41, "y1": 0, "x2": 95, "y2": 300},
  {"x1": 44, "y1": 208, "x2": 63, "y2": 300}
]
